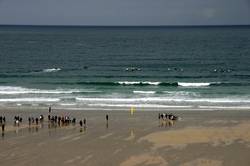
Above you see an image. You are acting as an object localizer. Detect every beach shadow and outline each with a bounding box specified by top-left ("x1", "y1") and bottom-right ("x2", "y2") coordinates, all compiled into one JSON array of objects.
[
  {"x1": 106, "y1": 122, "x2": 109, "y2": 129},
  {"x1": 80, "y1": 126, "x2": 87, "y2": 133}
]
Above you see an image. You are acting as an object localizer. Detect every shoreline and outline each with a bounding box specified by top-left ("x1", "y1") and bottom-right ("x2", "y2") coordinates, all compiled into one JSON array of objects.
[{"x1": 2, "y1": 105, "x2": 250, "y2": 112}]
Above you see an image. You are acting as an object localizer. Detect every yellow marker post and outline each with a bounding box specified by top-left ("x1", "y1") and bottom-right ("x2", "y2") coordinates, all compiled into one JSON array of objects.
[{"x1": 130, "y1": 107, "x2": 135, "y2": 115}]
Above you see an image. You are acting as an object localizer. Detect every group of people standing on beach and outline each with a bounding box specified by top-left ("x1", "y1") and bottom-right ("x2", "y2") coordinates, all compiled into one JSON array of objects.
[
  {"x1": 158, "y1": 113, "x2": 179, "y2": 127},
  {"x1": 1, "y1": 106, "x2": 179, "y2": 136},
  {"x1": 0, "y1": 107, "x2": 110, "y2": 135}
]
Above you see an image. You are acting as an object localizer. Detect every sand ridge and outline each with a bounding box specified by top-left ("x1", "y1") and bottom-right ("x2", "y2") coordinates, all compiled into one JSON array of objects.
[
  {"x1": 119, "y1": 153, "x2": 168, "y2": 166},
  {"x1": 180, "y1": 158, "x2": 223, "y2": 166},
  {"x1": 139, "y1": 121, "x2": 250, "y2": 149}
]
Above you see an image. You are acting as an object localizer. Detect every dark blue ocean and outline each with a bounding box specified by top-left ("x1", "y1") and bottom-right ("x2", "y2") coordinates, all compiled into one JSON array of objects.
[{"x1": 0, "y1": 25, "x2": 250, "y2": 110}]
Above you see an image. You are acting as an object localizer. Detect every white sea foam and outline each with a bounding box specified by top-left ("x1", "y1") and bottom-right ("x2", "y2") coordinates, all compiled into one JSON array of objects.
[
  {"x1": 76, "y1": 97, "x2": 250, "y2": 104},
  {"x1": 0, "y1": 86, "x2": 99, "y2": 94},
  {"x1": 163, "y1": 91, "x2": 200, "y2": 97},
  {"x1": 133, "y1": 91, "x2": 156, "y2": 94},
  {"x1": 76, "y1": 97, "x2": 168, "y2": 102},
  {"x1": 42, "y1": 68, "x2": 61, "y2": 73},
  {"x1": 184, "y1": 98, "x2": 250, "y2": 103},
  {"x1": 88, "y1": 103, "x2": 192, "y2": 108},
  {"x1": 117, "y1": 81, "x2": 161, "y2": 85},
  {"x1": 178, "y1": 82, "x2": 211, "y2": 87},
  {"x1": 0, "y1": 98, "x2": 60, "y2": 102},
  {"x1": 59, "y1": 103, "x2": 77, "y2": 106},
  {"x1": 198, "y1": 106, "x2": 250, "y2": 109}
]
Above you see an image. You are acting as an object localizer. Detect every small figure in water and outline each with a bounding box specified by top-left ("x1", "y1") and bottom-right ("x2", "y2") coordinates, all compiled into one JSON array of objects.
[{"x1": 49, "y1": 106, "x2": 51, "y2": 113}]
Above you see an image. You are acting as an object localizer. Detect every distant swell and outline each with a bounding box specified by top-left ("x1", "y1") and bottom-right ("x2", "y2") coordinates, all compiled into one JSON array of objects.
[
  {"x1": 45, "y1": 81, "x2": 250, "y2": 87},
  {"x1": 76, "y1": 81, "x2": 220, "y2": 87},
  {"x1": 1, "y1": 81, "x2": 249, "y2": 88},
  {"x1": 75, "y1": 81, "x2": 176, "y2": 86}
]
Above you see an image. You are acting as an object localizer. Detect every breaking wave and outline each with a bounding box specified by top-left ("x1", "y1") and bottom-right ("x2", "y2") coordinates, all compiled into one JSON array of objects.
[
  {"x1": 0, "y1": 86, "x2": 100, "y2": 95},
  {"x1": 133, "y1": 91, "x2": 156, "y2": 94},
  {"x1": 42, "y1": 68, "x2": 61, "y2": 73},
  {"x1": 0, "y1": 98, "x2": 60, "y2": 102},
  {"x1": 71, "y1": 81, "x2": 246, "y2": 87},
  {"x1": 75, "y1": 97, "x2": 250, "y2": 103}
]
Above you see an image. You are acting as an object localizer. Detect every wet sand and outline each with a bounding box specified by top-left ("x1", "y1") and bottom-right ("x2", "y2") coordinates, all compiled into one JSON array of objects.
[{"x1": 1, "y1": 107, "x2": 250, "y2": 166}]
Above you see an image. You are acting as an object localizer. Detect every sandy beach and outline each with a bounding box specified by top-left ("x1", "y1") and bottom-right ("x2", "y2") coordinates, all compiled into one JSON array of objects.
[{"x1": 0, "y1": 107, "x2": 250, "y2": 166}]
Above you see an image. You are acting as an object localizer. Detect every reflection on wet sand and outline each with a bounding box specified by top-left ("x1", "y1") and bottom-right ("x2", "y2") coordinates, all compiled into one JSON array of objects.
[
  {"x1": 28, "y1": 125, "x2": 40, "y2": 133},
  {"x1": 80, "y1": 126, "x2": 87, "y2": 133},
  {"x1": 159, "y1": 119, "x2": 175, "y2": 128},
  {"x1": 106, "y1": 122, "x2": 109, "y2": 129}
]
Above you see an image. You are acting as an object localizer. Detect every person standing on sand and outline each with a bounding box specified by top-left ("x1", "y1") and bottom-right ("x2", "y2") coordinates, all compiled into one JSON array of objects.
[
  {"x1": 106, "y1": 114, "x2": 109, "y2": 129},
  {"x1": 106, "y1": 114, "x2": 109, "y2": 122},
  {"x1": 28, "y1": 117, "x2": 31, "y2": 125},
  {"x1": 83, "y1": 118, "x2": 86, "y2": 127},
  {"x1": 79, "y1": 120, "x2": 83, "y2": 127},
  {"x1": 49, "y1": 106, "x2": 51, "y2": 113}
]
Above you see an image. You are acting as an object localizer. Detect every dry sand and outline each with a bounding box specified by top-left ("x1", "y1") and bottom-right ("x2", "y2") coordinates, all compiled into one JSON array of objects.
[{"x1": 1, "y1": 107, "x2": 250, "y2": 166}]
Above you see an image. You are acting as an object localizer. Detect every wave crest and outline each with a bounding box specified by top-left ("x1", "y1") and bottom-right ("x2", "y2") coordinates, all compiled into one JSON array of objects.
[
  {"x1": 118, "y1": 81, "x2": 161, "y2": 85},
  {"x1": 133, "y1": 91, "x2": 156, "y2": 94},
  {"x1": 42, "y1": 68, "x2": 61, "y2": 73},
  {"x1": 178, "y1": 82, "x2": 211, "y2": 87}
]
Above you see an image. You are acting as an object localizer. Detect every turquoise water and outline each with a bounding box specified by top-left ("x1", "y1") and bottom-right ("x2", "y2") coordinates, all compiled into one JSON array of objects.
[{"x1": 0, "y1": 25, "x2": 250, "y2": 110}]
